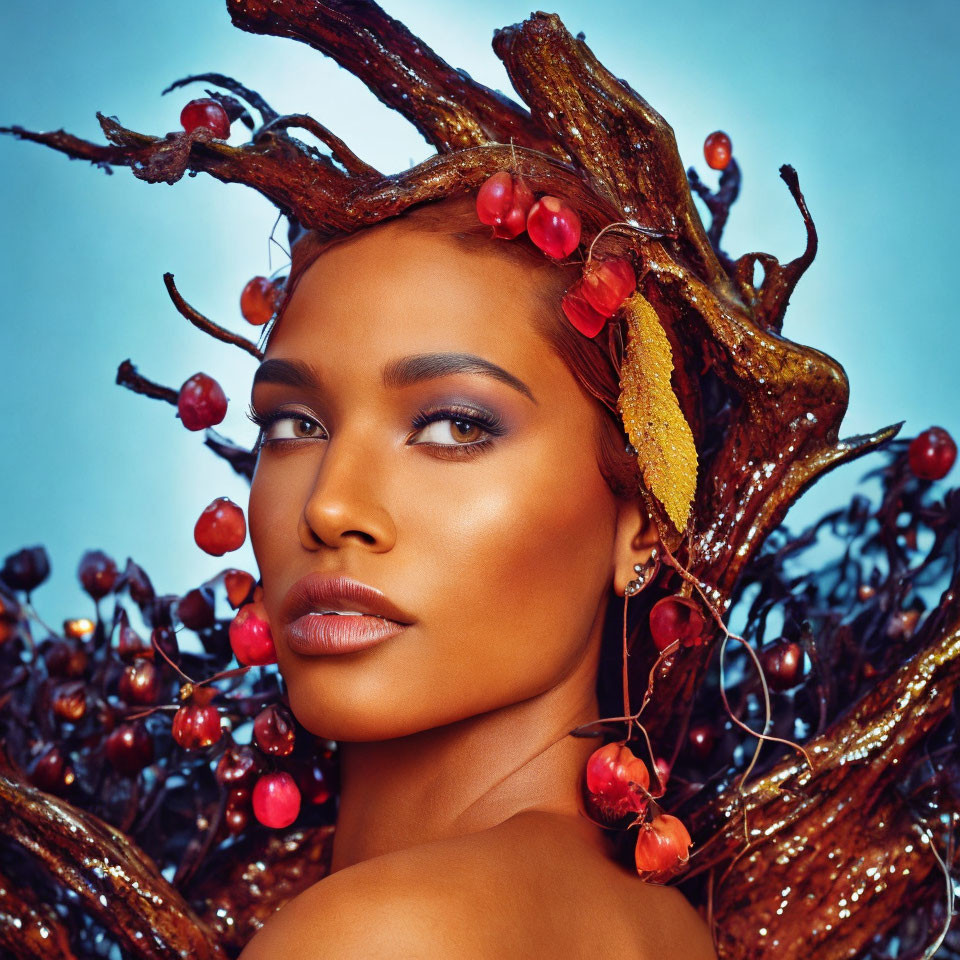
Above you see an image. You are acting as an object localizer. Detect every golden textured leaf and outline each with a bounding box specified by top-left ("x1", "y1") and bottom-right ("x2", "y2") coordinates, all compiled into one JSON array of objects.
[{"x1": 617, "y1": 291, "x2": 698, "y2": 531}]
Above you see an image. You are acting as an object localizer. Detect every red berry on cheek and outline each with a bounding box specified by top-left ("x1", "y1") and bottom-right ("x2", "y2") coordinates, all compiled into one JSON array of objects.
[
  {"x1": 908, "y1": 427, "x2": 957, "y2": 480},
  {"x1": 581, "y1": 256, "x2": 637, "y2": 317},
  {"x1": 526, "y1": 196, "x2": 581, "y2": 259},
  {"x1": 476, "y1": 171, "x2": 535, "y2": 239},
  {"x1": 223, "y1": 569, "x2": 256, "y2": 609},
  {"x1": 180, "y1": 98, "x2": 231, "y2": 139},
  {"x1": 703, "y1": 130, "x2": 732, "y2": 170},
  {"x1": 194, "y1": 498, "x2": 247, "y2": 556},
  {"x1": 240, "y1": 277, "x2": 281, "y2": 326},
  {"x1": 561, "y1": 281, "x2": 607, "y2": 338},
  {"x1": 252, "y1": 771, "x2": 301, "y2": 829},
  {"x1": 229, "y1": 602, "x2": 277, "y2": 666},
  {"x1": 177, "y1": 373, "x2": 228, "y2": 431}
]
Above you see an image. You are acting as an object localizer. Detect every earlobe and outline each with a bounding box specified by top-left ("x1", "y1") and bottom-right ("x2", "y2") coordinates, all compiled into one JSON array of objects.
[{"x1": 612, "y1": 500, "x2": 661, "y2": 597}]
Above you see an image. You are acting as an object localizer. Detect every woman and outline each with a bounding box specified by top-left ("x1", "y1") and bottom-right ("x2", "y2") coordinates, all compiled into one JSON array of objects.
[
  {"x1": 5, "y1": 4, "x2": 956, "y2": 958},
  {"x1": 238, "y1": 193, "x2": 716, "y2": 958}
]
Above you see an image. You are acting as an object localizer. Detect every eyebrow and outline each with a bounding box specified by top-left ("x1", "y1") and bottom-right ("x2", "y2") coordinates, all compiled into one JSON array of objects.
[{"x1": 252, "y1": 353, "x2": 537, "y2": 404}]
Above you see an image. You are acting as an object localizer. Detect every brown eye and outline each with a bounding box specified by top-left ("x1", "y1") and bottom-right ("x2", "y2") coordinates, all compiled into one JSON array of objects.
[
  {"x1": 450, "y1": 419, "x2": 482, "y2": 443},
  {"x1": 412, "y1": 417, "x2": 488, "y2": 446},
  {"x1": 262, "y1": 413, "x2": 325, "y2": 443}
]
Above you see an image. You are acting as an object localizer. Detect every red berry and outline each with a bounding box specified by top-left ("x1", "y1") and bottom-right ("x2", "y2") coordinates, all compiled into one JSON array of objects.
[
  {"x1": 216, "y1": 742, "x2": 259, "y2": 787},
  {"x1": 254, "y1": 703, "x2": 296, "y2": 756},
  {"x1": 180, "y1": 98, "x2": 231, "y2": 139},
  {"x1": 585, "y1": 742, "x2": 650, "y2": 820},
  {"x1": 653, "y1": 757, "x2": 671, "y2": 793},
  {"x1": 561, "y1": 281, "x2": 607, "y2": 338},
  {"x1": 252, "y1": 771, "x2": 301, "y2": 829},
  {"x1": 475, "y1": 171, "x2": 536, "y2": 239},
  {"x1": 703, "y1": 131, "x2": 732, "y2": 171},
  {"x1": 177, "y1": 373, "x2": 228, "y2": 432},
  {"x1": 194, "y1": 497, "x2": 246, "y2": 556},
  {"x1": 43, "y1": 639, "x2": 87, "y2": 677},
  {"x1": 118, "y1": 658, "x2": 160, "y2": 705},
  {"x1": 224, "y1": 805, "x2": 250, "y2": 835},
  {"x1": 687, "y1": 724, "x2": 716, "y2": 761},
  {"x1": 105, "y1": 722, "x2": 154, "y2": 775},
  {"x1": 908, "y1": 427, "x2": 957, "y2": 480},
  {"x1": 634, "y1": 814, "x2": 692, "y2": 876},
  {"x1": 649, "y1": 596, "x2": 707, "y2": 653},
  {"x1": 229, "y1": 602, "x2": 277, "y2": 666},
  {"x1": 581, "y1": 256, "x2": 637, "y2": 317},
  {"x1": 120, "y1": 558, "x2": 155, "y2": 606},
  {"x1": 240, "y1": 276, "x2": 281, "y2": 326},
  {"x1": 172, "y1": 702, "x2": 223, "y2": 750},
  {"x1": 294, "y1": 758, "x2": 333, "y2": 805},
  {"x1": 0, "y1": 546, "x2": 50, "y2": 594},
  {"x1": 526, "y1": 196, "x2": 581, "y2": 259},
  {"x1": 223, "y1": 569, "x2": 256, "y2": 609},
  {"x1": 760, "y1": 639, "x2": 804, "y2": 691},
  {"x1": 115, "y1": 623, "x2": 147, "y2": 660},
  {"x1": 28, "y1": 744, "x2": 66, "y2": 792},
  {"x1": 52, "y1": 680, "x2": 87, "y2": 722},
  {"x1": 176, "y1": 587, "x2": 216, "y2": 631},
  {"x1": 77, "y1": 550, "x2": 118, "y2": 600}
]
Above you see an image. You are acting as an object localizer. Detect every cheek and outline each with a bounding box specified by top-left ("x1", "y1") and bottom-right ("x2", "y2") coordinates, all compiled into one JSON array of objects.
[
  {"x1": 247, "y1": 459, "x2": 304, "y2": 619},
  {"x1": 413, "y1": 434, "x2": 617, "y2": 692}
]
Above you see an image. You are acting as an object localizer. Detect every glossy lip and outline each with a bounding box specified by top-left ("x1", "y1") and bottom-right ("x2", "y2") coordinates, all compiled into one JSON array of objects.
[{"x1": 281, "y1": 574, "x2": 415, "y2": 657}]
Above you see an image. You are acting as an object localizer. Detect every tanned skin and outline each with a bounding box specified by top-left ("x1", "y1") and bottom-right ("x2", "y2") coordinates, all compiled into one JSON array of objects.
[{"x1": 239, "y1": 216, "x2": 716, "y2": 959}]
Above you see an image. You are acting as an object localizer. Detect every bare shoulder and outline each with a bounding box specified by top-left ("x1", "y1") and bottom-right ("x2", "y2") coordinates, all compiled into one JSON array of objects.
[{"x1": 238, "y1": 812, "x2": 715, "y2": 960}]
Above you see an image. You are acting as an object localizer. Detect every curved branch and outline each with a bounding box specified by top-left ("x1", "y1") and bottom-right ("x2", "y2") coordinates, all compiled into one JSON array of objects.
[
  {"x1": 115, "y1": 359, "x2": 178, "y2": 405},
  {"x1": 256, "y1": 113, "x2": 380, "y2": 178},
  {"x1": 164, "y1": 273, "x2": 264, "y2": 360},
  {"x1": 0, "y1": 768, "x2": 227, "y2": 960},
  {"x1": 226, "y1": 0, "x2": 564, "y2": 157},
  {"x1": 161, "y1": 72, "x2": 280, "y2": 124}
]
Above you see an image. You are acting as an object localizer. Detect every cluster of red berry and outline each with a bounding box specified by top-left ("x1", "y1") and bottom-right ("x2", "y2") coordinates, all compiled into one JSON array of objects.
[
  {"x1": 583, "y1": 741, "x2": 692, "y2": 879},
  {"x1": 474, "y1": 170, "x2": 638, "y2": 339}
]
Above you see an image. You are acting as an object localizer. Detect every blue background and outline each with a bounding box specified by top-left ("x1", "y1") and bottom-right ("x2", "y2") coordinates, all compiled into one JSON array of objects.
[{"x1": 1, "y1": 0, "x2": 958, "y2": 626}]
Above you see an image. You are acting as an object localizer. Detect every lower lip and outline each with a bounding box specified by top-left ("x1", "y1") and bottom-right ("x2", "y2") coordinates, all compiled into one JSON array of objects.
[{"x1": 286, "y1": 613, "x2": 408, "y2": 655}]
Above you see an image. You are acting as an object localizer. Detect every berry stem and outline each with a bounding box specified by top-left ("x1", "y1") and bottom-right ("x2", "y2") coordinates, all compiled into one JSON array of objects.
[
  {"x1": 586, "y1": 220, "x2": 669, "y2": 263},
  {"x1": 151, "y1": 631, "x2": 195, "y2": 684}
]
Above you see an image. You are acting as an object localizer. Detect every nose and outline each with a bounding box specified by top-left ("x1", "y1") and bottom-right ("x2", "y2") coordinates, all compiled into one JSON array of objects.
[{"x1": 299, "y1": 433, "x2": 397, "y2": 552}]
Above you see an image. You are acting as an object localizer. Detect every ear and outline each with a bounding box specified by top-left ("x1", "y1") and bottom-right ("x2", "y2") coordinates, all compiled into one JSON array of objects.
[{"x1": 611, "y1": 498, "x2": 660, "y2": 598}]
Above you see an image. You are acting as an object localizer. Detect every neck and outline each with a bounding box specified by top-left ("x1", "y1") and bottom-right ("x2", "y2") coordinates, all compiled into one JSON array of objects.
[{"x1": 328, "y1": 641, "x2": 607, "y2": 873}]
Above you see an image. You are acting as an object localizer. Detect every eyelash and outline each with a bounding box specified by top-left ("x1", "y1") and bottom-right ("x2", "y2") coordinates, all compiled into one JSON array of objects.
[{"x1": 245, "y1": 403, "x2": 506, "y2": 459}]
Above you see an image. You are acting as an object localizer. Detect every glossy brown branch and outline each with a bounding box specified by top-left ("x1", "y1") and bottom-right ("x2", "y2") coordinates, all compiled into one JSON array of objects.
[
  {"x1": 225, "y1": 0, "x2": 565, "y2": 157},
  {"x1": 191, "y1": 824, "x2": 335, "y2": 953},
  {"x1": 0, "y1": 865, "x2": 78, "y2": 959},
  {"x1": 0, "y1": 768, "x2": 227, "y2": 960},
  {"x1": 163, "y1": 273, "x2": 264, "y2": 360},
  {"x1": 116, "y1": 359, "x2": 178, "y2": 405},
  {"x1": 162, "y1": 73, "x2": 280, "y2": 124},
  {"x1": 685, "y1": 583, "x2": 960, "y2": 958},
  {"x1": 255, "y1": 114, "x2": 381, "y2": 178}
]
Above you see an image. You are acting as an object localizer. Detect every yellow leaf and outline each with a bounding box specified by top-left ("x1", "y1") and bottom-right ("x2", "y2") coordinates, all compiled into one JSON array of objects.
[{"x1": 617, "y1": 291, "x2": 698, "y2": 531}]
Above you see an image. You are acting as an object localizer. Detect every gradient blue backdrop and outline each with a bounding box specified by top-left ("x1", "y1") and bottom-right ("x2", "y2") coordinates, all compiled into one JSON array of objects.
[{"x1": 2, "y1": 1, "x2": 958, "y2": 626}]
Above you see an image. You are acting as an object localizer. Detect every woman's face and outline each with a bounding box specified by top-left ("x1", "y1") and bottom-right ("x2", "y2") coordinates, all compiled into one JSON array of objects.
[{"x1": 248, "y1": 217, "x2": 625, "y2": 740}]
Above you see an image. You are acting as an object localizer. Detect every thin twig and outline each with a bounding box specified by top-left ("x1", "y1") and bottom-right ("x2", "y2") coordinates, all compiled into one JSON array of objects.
[{"x1": 163, "y1": 273, "x2": 263, "y2": 360}]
